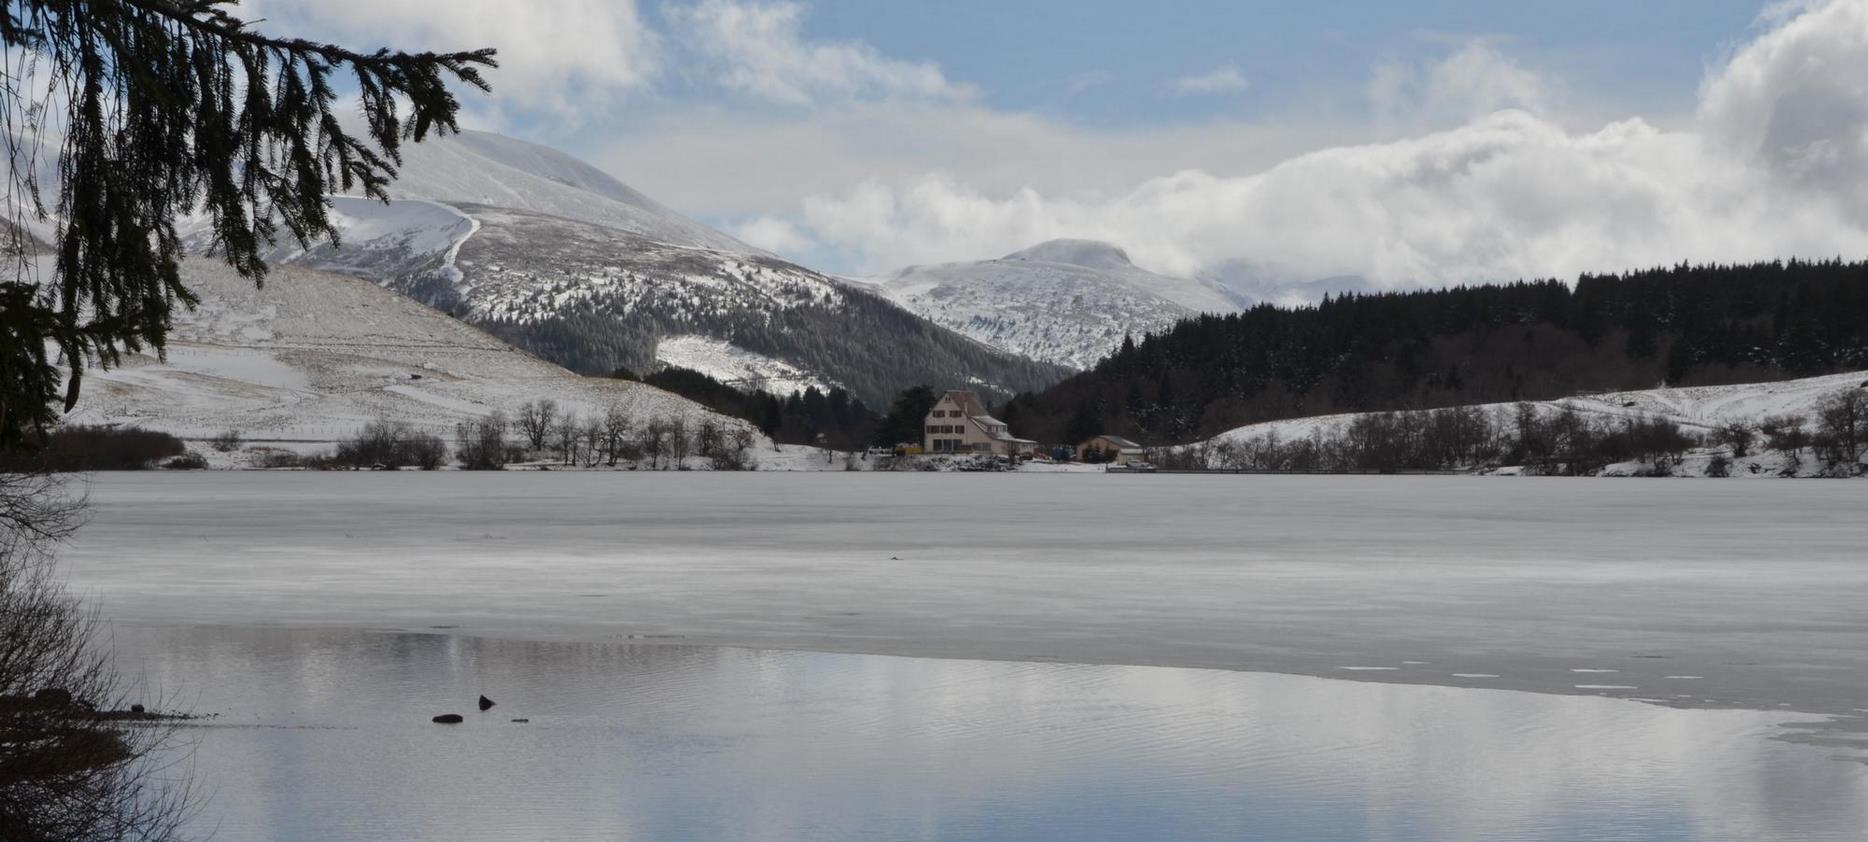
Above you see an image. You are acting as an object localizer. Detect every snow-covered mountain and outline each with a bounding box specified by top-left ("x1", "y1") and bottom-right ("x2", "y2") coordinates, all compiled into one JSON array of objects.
[
  {"x1": 871, "y1": 239, "x2": 1243, "y2": 370},
  {"x1": 380, "y1": 131, "x2": 757, "y2": 255},
  {"x1": 262, "y1": 132, "x2": 1065, "y2": 406}
]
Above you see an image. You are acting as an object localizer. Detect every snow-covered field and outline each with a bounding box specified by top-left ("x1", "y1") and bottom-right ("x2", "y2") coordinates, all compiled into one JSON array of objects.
[
  {"x1": 61, "y1": 258, "x2": 755, "y2": 456},
  {"x1": 64, "y1": 472, "x2": 1868, "y2": 754},
  {"x1": 1198, "y1": 370, "x2": 1868, "y2": 476}
]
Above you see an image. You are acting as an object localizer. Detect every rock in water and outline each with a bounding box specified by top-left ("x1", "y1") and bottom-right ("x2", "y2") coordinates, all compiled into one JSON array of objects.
[
  {"x1": 432, "y1": 714, "x2": 464, "y2": 724},
  {"x1": 478, "y1": 695, "x2": 495, "y2": 711}
]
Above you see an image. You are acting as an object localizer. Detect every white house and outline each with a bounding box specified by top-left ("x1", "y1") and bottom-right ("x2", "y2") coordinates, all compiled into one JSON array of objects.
[{"x1": 923, "y1": 390, "x2": 1037, "y2": 456}]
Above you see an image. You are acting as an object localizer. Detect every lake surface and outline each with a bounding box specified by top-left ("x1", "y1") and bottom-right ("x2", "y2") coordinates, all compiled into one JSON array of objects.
[
  {"x1": 67, "y1": 473, "x2": 1868, "y2": 723},
  {"x1": 57, "y1": 473, "x2": 1868, "y2": 838},
  {"x1": 116, "y1": 625, "x2": 1866, "y2": 842}
]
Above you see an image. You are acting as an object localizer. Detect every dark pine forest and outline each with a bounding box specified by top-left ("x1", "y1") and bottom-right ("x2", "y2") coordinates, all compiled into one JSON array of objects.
[{"x1": 1002, "y1": 259, "x2": 1868, "y2": 445}]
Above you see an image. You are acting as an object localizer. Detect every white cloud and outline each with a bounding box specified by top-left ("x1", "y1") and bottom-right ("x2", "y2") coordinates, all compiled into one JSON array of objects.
[
  {"x1": 1369, "y1": 40, "x2": 1552, "y2": 131},
  {"x1": 728, "y1": 216, "x2": 815, "y2": 254},
  {"x1": 598, "y1": 103, "x2": 1366, "y2": 221},
  {"x1": 1175, "y1": 65, "x2": 1249, "y2": 95},
  {"x1": 735, "y1": 0, "x2": 1868, "y2": 287},
  {"x1": 246, "y1": 0, "x2": 658, "y2": 120},
  {"x1": 667, "y1": 0, "x2": 972, "y2": 105}
]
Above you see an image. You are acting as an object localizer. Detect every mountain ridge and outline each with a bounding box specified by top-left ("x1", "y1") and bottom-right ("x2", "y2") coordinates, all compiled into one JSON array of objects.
[{"x1": 871, "y1": 238, "x2": 1241, "y2": 370}]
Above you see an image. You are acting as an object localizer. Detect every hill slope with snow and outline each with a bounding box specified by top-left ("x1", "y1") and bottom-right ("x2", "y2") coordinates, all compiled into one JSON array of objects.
[
  {"x1": 873, "y1": 239, "x2": 1243, "y2": 369},
  {"x1": 1187, "y1": 371, "x2": 1868, "y2": 477},
  {"x1": 280, "y1": 197, "x2": 1065, "y2": 407},
  {"x1": 257, "y1": 132, "x2": 1067, "y2": 405},
  {"x1": 63, "y1": 258, "x2": 751, "y2": 452},
  {"x1": 381, "y1": 130, "x2": 756, "y2": 255}
]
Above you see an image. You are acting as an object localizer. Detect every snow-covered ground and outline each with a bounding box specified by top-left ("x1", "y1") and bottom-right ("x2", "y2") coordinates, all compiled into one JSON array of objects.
[
  {"x1": 870, "y1": 239, "x2": 1242, "y2": 369},
  {"x1": 381, "y1": 130, "x2": 758, "y2": 255},
  {"x1": 1197, "y1": 370, "x2": 1868, "y2": 476},
  {"x1": 59, "y1": 257, "x2": 795, "y2": 463},
  {"x1": 64, "y1": 472, "x2": 1868, "y2": 758},
  {"x1": 654, "y1": 335, "x2": 838, "y2": 395}
]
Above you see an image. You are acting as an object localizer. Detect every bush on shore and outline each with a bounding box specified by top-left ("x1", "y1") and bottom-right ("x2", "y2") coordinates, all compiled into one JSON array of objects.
[{"x1": 0, "y1": 427, "x2": 186, "y2": 472}]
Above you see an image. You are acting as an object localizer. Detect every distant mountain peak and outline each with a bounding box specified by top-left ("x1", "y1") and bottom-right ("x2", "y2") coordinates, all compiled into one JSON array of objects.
[{"x1": 1003, "y1": 239, "x2": 1134, "y2": 270}]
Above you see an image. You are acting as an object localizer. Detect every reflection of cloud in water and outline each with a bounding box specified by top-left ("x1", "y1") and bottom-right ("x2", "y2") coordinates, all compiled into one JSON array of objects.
[{"x1": 115, "y1": 627, "x2": 1868, "y2": 842}]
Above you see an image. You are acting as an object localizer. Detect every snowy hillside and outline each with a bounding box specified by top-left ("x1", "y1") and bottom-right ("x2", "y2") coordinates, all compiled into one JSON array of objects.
[
  {"x1": 245, "y1": 131, "x2": 1066, "y2": 405},
  {"x1": 873, "y1": 239, "x2": 1242, "y2": 369},
  {"x1": 654, "y1": 335, "x2": 838, "y2": 395},
  {"x1": 63, "y1": 258, "x2": 752, "y2": 452},
  {"x1": 279, "y1": 194, "x2": 1064, "y2": 406},
  {"x1": 382, "y1": 130, "x2": 755, "y2": 255},
  {"x1": 1191, "y1": 371, "x2": 1868, "y2": 477}
]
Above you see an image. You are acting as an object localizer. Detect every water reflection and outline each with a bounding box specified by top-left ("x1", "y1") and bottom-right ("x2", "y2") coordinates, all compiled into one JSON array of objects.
[{"x1": 115, "y1": 626, "x2": 1866, "y2": 841}]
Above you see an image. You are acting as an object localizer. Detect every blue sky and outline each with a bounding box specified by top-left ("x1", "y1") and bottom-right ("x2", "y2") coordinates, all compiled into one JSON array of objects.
[
  {"x1": 660, "y1": 1, "x2": 1763, "y2": 123},
  {"x1": 260, "y1": 1, "x2": 1868, "y2": 285}
]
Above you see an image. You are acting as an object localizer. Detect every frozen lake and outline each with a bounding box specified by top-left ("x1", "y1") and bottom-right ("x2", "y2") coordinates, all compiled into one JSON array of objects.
[
  {"x1": 54, "y1": 473, "x2": 1868, "y2": 838},
  {"x1": 114, "y1": 626, "x2": 1868, "y2": 841},
  {"x1": 67, "y1": 473, "x2": 1868, "y2": 728}
]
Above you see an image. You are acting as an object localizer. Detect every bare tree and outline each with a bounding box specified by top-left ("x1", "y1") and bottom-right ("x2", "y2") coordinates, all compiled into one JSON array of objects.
[
  {"x1": 697, "y1": 420, "x2": 723, "y2": 459},
  {"x1": 601, "y1": 404, "x2": 632, "y2": 467},
  {"x1": 455, "y1": 412, "x2": 509, "y2": 471},
  {"x1": 638, "y1": 418, "x2": 669, "y2": 470},
  {"x1": 554, "y1": 410, "x2": 581, "y2": 466},
  {"x1": 668, "y1": 415, "x2": 693, "y2": 469},
  {"x1": 1760, "y1": 414, "x2": 1811, "y2": 455},
  {"x1": 1815, "y1": 388, "x2": 1866, "y2": 467},
  {"x1": 580, "y1": 418, "x2": 605, "y2": 468},
  {"x1": 1712, "y1": 421, "x2": 1757, "y2": 458},
  {"x1": 515, "y1": 400, "x2": 557, "y2": 453},
  {"x1": 1, "y1": 476, "x2": 192, "y2": 839}
]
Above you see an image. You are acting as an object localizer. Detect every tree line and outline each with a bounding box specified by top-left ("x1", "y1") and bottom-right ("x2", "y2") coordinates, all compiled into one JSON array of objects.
[
  {"x1": 1002, "y1": 259, "x2": 1868, "y2": 445},
  {"x1": 1157, "y1": 388, "x2": 1867, "y2": 477},
  {"x1": 617, "y1": 367, "x2": 879, "y2": 451}
]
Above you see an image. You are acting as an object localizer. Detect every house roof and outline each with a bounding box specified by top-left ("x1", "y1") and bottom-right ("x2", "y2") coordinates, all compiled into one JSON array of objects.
[{"x1": 1091, "y1": 435, "x2": 1143, "y2": 449}]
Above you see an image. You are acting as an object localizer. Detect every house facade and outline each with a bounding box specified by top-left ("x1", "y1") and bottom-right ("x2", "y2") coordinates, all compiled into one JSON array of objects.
[
  {"x1": 1078, "y1": 434, "x2": 1145, "y2": 463},
  {"x1": 924, "y1": 390, "x2": 1037, "y2": 456}
]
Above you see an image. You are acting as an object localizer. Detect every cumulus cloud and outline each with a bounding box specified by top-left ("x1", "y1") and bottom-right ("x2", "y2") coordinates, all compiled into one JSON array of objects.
[
  {"x1": 760, "y1": 0, "x2": 1868, "y2": 287},
  {"x1": 1175, "y1": 65, "x2": 1249, "y2": 95},
  {"x1": 247, "y1": 0, "x2": 658, "y2": 119},
  {"x1": 667, "y1": 0, "x2": 972, "y2": 105},
  {"x1": 1369, "y1": 40, "x2": 1552, "y2": 130},
  {"x1": 599, "y1": 103, "x2": 1362, "y2": 221}
]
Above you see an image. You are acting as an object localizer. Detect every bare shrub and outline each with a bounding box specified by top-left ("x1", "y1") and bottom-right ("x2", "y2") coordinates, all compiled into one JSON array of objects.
[
  {"x1": 455, "y1": 413, "x2": 510, "y2": 471},
  {"x1": 1711, "y1": 422, "x2": 1756, "y2": 458},
  {"x1": 209, "y1": 430, "x2": 242, "y2": 453},
  {"x1": 0, "y1": 427, "x2": 185, "y2": 472},
  {"x1": 335, "y1": 420, "x2": 446, "y2": 470},
  {"x1": 0, "y1": 477, "x2": 192, "y2": 839},
  {"x1": 1814, "y1": 388, "x2": 1866, "y2": 467}
]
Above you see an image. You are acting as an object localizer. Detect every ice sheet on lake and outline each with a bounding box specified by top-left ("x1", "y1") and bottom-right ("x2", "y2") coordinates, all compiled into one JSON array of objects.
[{"x1": 63, "y1": 472, "x2": 1868, "y2": 750}]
